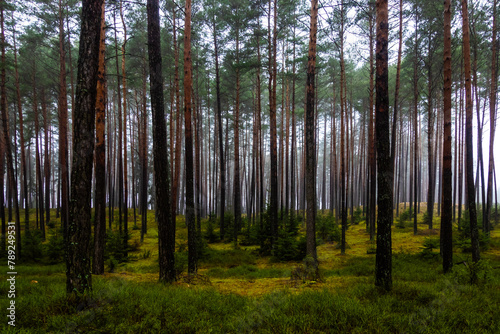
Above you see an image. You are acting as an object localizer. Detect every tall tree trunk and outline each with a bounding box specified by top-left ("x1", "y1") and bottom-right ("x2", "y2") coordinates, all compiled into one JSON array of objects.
[
  {"x1": 33, "y1": 71, "x2": 45, "y2": 239},
  {"x1": 12, "y1": 20, "x2": 29, "y2": 231},
  {"x1": 426, "y1": 40, "x2": 435, "y2": 230},
  {"x1": 269, "y1": 0, "x2": 279, "y2": 246},
  {"x1": 305, "y1": 0, "x2": 319, "y2": 264},
  {"x1": 461, "y1": 0, "x2": 480, "y2": 263},
  {"x1": 184, "y1": 0, "x2": 196, "y2": 274},
  {"x1": 58, "y1": 0, "x2": 70, "y2": 242},
  {"x1": 1, "y1": 3, "x2": 20, "y2": 257},
  {"x1": 391, "y1": 0, "x2": 402, "y2": 202},
  {"x1": 213, "y1": 16, "x2": 225, "y2": 240},
  {"x1": 66, "y1": 0, "x2": 103, "y2": 294},
  {"x1": 441, "y1": 0, "x2": 453, "y2": 273},
  {"x1": 93, "y1": 1, "x2": 106, "y2": 275},
  {"x1": 340, "y1": 2, "x2": 348, "y2": 254},
  {"x1": 375, "y1": 0, "x2": 392, "y2": 292},
  {"x1": 233, "y1": 21, "x2": 241, "y2": 246},
  {"x1": 119, "y1": 0, "x2": 129, "y2": 257},
  {"x1": 171, "y1": 4, "x2": 183, "y2": 238},
  {"x1": 413, "y1": 6, "x2": 419, "y2": 235},
  {"x1": 43, "y1": 91, "x2": 50, "y2": 229},
  {"x1": 147, "y1": 0, "x2": 174, "y2": 282},
  {"x1": 485, "y1": 0, "x2": 497, "y2": 234},
  {"x1": 113, "y1": 8, "x2": 124, "y2": 236},
  {"x1": 140, "y1": 59, "x2": 148, "y2": 242},
  {"x1": 368, "y1": 1, "x2": 376, "y2": 240}
]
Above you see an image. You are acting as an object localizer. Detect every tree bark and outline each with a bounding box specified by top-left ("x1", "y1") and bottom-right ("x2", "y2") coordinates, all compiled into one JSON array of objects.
[
  {"x1": 93, "y1": 0, "x2": 106, "y2": 275},
  {"x1": 461, "y1": 0, "x2": 480, "y2": 263},
  {"x1": 1, "y1": 2, "x2": 20, "y2": 257},
  {"x1": 184, "y1": 0, "x2": 196, "y2": 274},
  {"x1": 305, "y1": 0, "x2": 318, "y2": 263},
  {"x1": 66, "y1": 0, "x2": 103, "y2": 294},
  {"x1": 375, "y1": 0, "x2": 392, "y2": 291},
  {"x1": 147, "y1": 0, "x2": 174, "y2": 282},
  {"x1": 441, "y1": 0, "x2": 453, "y2": 273},
  {"x1": 58, "y1": 0, "x2": 70, "y2": 242},
  {"x1": 213, "y1": 16, "x2": 225, "y2": 240},
  {"x1": 485, "y1": 0, "x2": 497, "y2": 234}
]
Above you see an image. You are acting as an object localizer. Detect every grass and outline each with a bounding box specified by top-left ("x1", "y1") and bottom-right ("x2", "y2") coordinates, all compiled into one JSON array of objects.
[{"x1": 2, "y1": 207, "x2": 500, "y2": 332}]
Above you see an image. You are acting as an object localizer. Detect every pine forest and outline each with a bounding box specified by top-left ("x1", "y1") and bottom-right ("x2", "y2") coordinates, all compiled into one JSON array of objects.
[{"x1": 1, "y1": 0, "x2": 500, "y2": 332}]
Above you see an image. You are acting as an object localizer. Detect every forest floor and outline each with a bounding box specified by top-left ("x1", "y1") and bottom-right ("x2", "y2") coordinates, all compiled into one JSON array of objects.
[{"x1": 2, "y1": 207, "x2": 500, "y2": 333}]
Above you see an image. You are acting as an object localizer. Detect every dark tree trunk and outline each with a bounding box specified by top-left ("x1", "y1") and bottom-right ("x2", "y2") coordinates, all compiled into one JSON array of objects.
[
  {"x1": 368, "y1": 1, "x2": 376, "y2": 240},
  {"x1": 66, "y1": 0, "x2": 103, "y2": 294},
  {"x1": 184, "y1": 0, "x2": 196, "y2": 274},
  {"x1": 233, "y1": 23, "x2": 241, "y2": 246},
  {"x1": 93, "y1": 1, "x2": 106, "y2": 275},
  {"x1": 461, "y1": 0, "x2": 480, "y2": 263},
  {"x1": 1, "y1": 3, "x2": 20, "y2": 256},
  {"x1": 485, "y1": 0, "x2": 497, "y2": 234},
  {"x1": 213, "y1": 18, "x2": 225, "y2": 240},
  {"x1": 441, "y1": 0, "x2": 453, "y2": 273},
  {"x1": 269, "y1": 0, "x2": 279, "y2": 245},
  {"x1": 147, "y1": 0, "x2": 174, "y2": 282},
  {"x1": 375, "y1": 0, "x2": 392, "y2": 292},
  {"x1": 11, "y1": 21, "x2": 29, "y2": 231},
  {"x1": 58, "y1": 0, "x2": 70, "y2": 242},
  {"x1": 305, "y1": 0, "x2": 318, "y2": 263}
]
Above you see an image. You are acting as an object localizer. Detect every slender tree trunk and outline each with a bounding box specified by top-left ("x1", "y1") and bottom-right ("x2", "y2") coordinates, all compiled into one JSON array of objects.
[
  {"x1": 269, "y1": 0, "x2": 279, "y2": 245},
  {"x1": 368, "y1": 1, "x2": 376, "y2": 240},
  {"x1": 340, "y1": 2, "x2": 348, "y2": 254},
  {"x1": 413, "y1": 7, "x2": 419, "y2": 235},
  {"x1": 441, "y1": 0, "x2": 453, "y2": 273},
  {"x1": 233, "y1": 21, "x2": 241, "y2": 246},
  {"x1": 391, "y1": 0, "x2": 402, "y2": 203},
  {"x1": 375, "y1": 0, "x2": 392, "y2": 292},
  {"x1": 485, "y1": 0, "x2": 497, "y2": 234},
  {"x1": 43, "y1": 91, "x2": 50, "y2": 226},
  {"x1": 426, "y1": 43, "x2": 435, "y2": 230},
  {"x1": 93, "y1": 1, "x2": 106, "y2": 275},
  {"x1": 461, "y1": 0, "x2": 480, "y2": 263},
  {"x1": 119, "y1": 0, "x2": 129, "y2": 257},
  {"x1": 140, "y1": 60, "x2": 148, "y2": 242},
  {"x1": 1, "y1": 3, "x2": 20, "y2": 256},
  {"x1": 58, "y1": 0, "x2": 70, "y2": 242},
  {"x1": 171, "y1": 5, "x2": 183, "y2": 236},
  {"x1": 113, "y1": 8, "x2": 124, "y2": 236},
  {"x1": 33, "y1": 71, "x2": 45, "y2": 239},
  {"x1": 305, "y1": 0, "x2": 319, "y2": 264},
  {"x1": 184, "y1": 0, "x2": 196, "y2": 274},
  {"x1": 147, "y1": 0, "x2": 174, "y2": 282},
  {"x1": 213, "y1": 17, "x2": 225, "y2": 240},
  {"x1": 66, "y1": 0, "x2": 103, "y2": 294}
]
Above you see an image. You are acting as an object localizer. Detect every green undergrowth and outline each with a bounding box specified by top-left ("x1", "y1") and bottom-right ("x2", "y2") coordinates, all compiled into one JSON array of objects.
[
  {"x1": 1, "y1": 263, "x2": 500, "y2": 333},
  {"x1": 2, "y1": 208, "x2": 500, "y2": 332}
]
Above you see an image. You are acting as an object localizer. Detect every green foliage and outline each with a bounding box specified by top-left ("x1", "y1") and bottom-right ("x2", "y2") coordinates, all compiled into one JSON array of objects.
[
  {"x1": 174, "y1": 251, "x2": 188, "y2": 278},
  {"x1": 105, "y1": 231, "x2": 128, "y2": 264},
  {"x1": 206, "y1": 265, "x2": 289, "y2": 279},
  {"x1": 271, "y1": 231, "x2": 307, "y2": 262},
  {"x1": 351, "y1": 207, "x2": 365, "y2": 225},
  {"x1": 22, "y1": 230, "x2": 44, "y2": 262},
  {"x1": 200, "y1": 248, "x2": 257, "y2": 268},
  {"x1": 453, "y1": 260, "x2": 491, "y2": 285},
  {"x1": 45, "y1": 229, "x2": 65, "y2": 264},
  {"x1": 397, "y1": 208, "x2": 413, "y2": 228},
  {"x1": 239, "y1": 221, "x2": 260, "y2": 246},
  {"x1": 291, "y1": 256, "x2": 322, "y2": 282},
  {"x1": 419, "y1": 237, "x2": 440, "y2": 259},
  {"x1": 316, "y1": 213, "x2": 340, "y2": 244},
  {"x1": 204, "y1": 215, "x2": 219, "y2": 243},
  {"x1": 456, "y1": 210, "x2": 490, "y2": 252}
]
